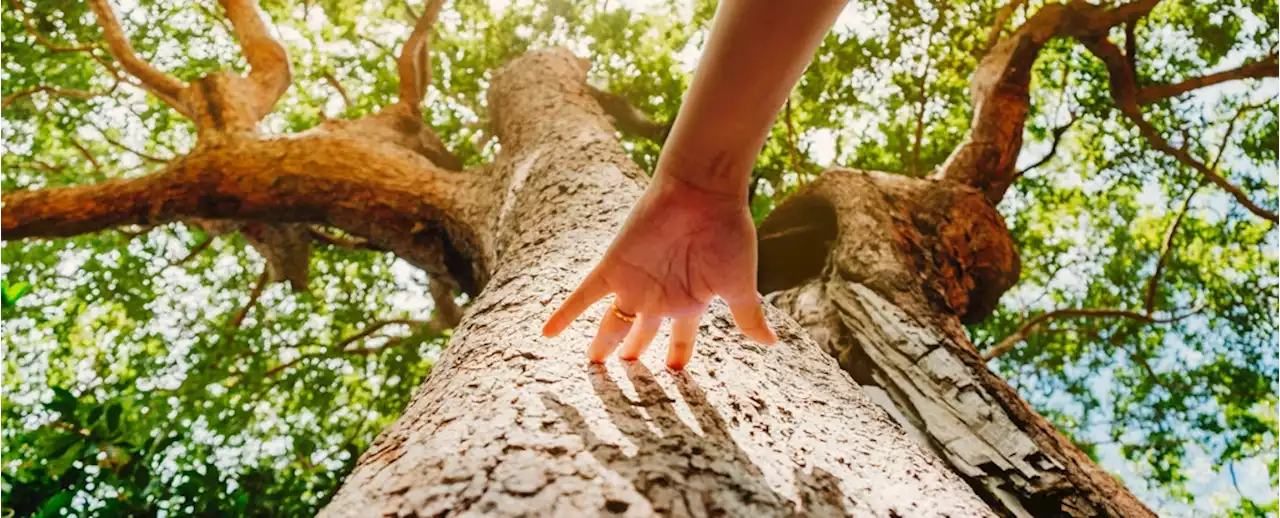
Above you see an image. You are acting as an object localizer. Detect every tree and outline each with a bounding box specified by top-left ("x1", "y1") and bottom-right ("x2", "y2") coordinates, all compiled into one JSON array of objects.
[{"x1": 2, "y1": 0, "x2": 1275, "y2": 516}]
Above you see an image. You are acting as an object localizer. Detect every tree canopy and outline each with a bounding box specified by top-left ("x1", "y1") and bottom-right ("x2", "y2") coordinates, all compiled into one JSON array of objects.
[{"x1": 1, "y1": 0, "x2": 1276, "y2": 516}]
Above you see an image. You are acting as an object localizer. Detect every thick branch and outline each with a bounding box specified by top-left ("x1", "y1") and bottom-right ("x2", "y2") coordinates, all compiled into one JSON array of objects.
[
  {"x1": 218, "y1": 0, "x2": 293, "y2": 116},
  {"x1": 586, "y1": 86, "x2": 669, "y2": 143},
  {"x1": 1, "y1": 133, "x2": 492, "y2": 285},
  {"x1": 88, "y1": 0, "x2": 190, "y2": 115},
  {"x1": 396, "y1": 0, "x2": 445, "y2": 110},
  {"x1": 1083, "y1": 38, "x2": 1278, "y2": 222},
  {"x1": 940, "y1": 0, "x2": 1168, "y2": 202},
  {"x1": 1136, "y1": 54, "x2": 1279, "y2": 105}
]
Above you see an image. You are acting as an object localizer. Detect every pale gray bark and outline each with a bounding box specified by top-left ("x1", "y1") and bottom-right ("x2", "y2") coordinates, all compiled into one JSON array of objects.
[{"x1": 319, "y1": 49, "x2": 992, "y2": 518}]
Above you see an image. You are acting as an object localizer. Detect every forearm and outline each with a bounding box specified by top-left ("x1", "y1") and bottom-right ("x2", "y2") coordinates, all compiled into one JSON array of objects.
[{"x1": 656, "y1": 0, "x2": 846, "y2": 201}]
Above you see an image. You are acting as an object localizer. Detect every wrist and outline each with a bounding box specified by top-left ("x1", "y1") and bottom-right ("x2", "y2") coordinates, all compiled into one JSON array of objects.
[
  {"x1": 647, "y1": 171, "x2": 751, "y2": 216},
  {"x1": 652, "y1": 144, "x2": 755, "y2": 205}
]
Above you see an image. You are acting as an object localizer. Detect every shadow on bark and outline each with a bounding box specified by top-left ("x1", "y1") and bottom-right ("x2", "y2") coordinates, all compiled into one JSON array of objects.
[{"x1": 542, "y1": 363, "x2": 848, "y2": 517}]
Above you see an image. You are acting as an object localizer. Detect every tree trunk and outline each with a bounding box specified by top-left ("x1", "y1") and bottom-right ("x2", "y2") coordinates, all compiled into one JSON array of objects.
[
  {"x1": 319, "y1": 49, "x2": 992, "y2": 517},
  {"x1": 759, "y1": 171, "x2": 1155, "y2": 518}
]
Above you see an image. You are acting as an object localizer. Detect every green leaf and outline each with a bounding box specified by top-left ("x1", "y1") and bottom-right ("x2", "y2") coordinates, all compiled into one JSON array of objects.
[
  {"x1": 37, "y1": 489, "x2": 74, "y2": 517},
  {"x1": 105, "y1": 402, "x2": 123, "y2": 433},
  {"x1": 1, "y1": 280, "x2": 31, "y2": 308},
  {"x1": 47, "y1": 387, "x2": 78, "y2": 418}
]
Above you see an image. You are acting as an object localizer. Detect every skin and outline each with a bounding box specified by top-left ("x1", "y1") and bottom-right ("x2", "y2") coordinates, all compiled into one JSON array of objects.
[{"x1": 543, "y1": 0, "x2": 848, "y2": 369}]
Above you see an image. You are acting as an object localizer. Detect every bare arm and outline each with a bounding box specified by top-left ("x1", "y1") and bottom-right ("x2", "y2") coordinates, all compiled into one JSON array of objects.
[
  {"x1": 545, "y1": 1, "x2": 846, "y2": 369},
  {"x1": 659, "y1": 0, "x2": 847, "y2": 201}
]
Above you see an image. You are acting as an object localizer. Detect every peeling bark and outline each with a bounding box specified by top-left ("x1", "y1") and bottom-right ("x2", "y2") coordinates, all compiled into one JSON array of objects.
[
  {"x1": 319, "y1": 49, "x2": 992, "y2": 518},
  {"x1": 760, "y1": 170, "x2": 1154, "y2": 518}
]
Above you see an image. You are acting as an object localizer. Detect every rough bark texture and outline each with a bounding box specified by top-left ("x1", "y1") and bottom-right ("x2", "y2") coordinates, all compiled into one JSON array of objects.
[
  {"x1": 319, "y1": 49, "x2": 992, "y2": 518},
  {"x1": 759, "y1": 171, "x2": 1154, "y2": 518}
]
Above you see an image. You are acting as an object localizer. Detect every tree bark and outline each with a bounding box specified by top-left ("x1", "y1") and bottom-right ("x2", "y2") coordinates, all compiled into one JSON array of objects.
[
  {"x1": 318, "y1": 49, "x2": 992, "y2": 518},
  {"x1": 759, "y1": 171, "x2": 1155, "y2": 518}
]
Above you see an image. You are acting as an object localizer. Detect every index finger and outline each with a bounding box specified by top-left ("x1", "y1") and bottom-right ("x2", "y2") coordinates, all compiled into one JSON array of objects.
[{"x1": 542, "y1": 269, "x2": 610, "y2": 337}]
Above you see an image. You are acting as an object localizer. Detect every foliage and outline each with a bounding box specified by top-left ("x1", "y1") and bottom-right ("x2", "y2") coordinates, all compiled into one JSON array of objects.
[{"x1": 1, "y1": 0, "x2": 1276, "y2": 516}]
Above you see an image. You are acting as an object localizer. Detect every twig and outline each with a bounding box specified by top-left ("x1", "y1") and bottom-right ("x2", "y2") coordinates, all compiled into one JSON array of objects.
[
  {"x1": 322, "y1": 71, "x2": 353, "y2": 110},
  {"x1": 2, "y1": 86, "x2": 101, "y2": 111},
  {"x1": 1142, "y1": 185, "x2": 1199, "y2": 314},
  {"x1": 168, "y1": 237, "x2": 214, "y2": 267},
  {"x1": 67, "y1": 138, "x2": 102, "y2": 173},
  {"x1": 1210, "y1": 101, "x2": 1266, "y2": 170},
  {"x1": 263, "y1": 318, "x2": 431, "y2": 378},
  {"x1": 6, "y1": 0, "x2": 100, "y2": 53},
  {"x1": 309, "y1": 227, "x2": 379, "y2": 250},
  {"x1": 783, "y1": 99, "x2": 809, "y2": 177},
  {"x1": 983, "y1": 305, "x2": 1203, "y2": 361},
  {"x1": 224, "y1": 268, "x2": 271, "y2": 344},
  {"x1": 1016, "y1": 112, "x2": 1081, "y2": 177},
  {"x1": 402, "y1": 0, "x2": 421, "y2": 20}
]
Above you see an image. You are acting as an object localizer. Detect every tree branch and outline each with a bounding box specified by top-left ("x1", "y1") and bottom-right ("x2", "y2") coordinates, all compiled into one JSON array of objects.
[
  {"x1": 322, "y1": 71, "x2": 353, "y2": 111},
  {"x1": 1016, "y1": 112, "x2": 1080, "y2": 177},
  {"x1": 939, "y1": 0, "x2": 1166, "y2": 202},
  {"x1": 87, "y1": 0, "x2": 190, "y2": 115},
  {"x1": 1094, "y1": 0, "x2": 1163, "y2": 30},
  {"x1": 982, "y1": 0, "x2": 1028, "y2": 55},
  {"x1": 396, "y1": 0, "x2": 446, "y2": 111},
  {"x1": 168, "y1": 236, "x2": 214, "y2": 267},
  {"x1": 783, "y1": 99, "x2": 811, "y2": 176},
  {"x1": 0, "y1": 134, "x2": 483, "y2": 239},
  {"x1": 309, "y1": 226, "x2": 381, "y2": 251},
  {"x1": 428, "y1": 276, "x2": 463, "y2": 329},
  {"x1": 1083, "y1": 37, "x2": 1278, "y2": 222},
  {"x1": 263, "y1": 318, "x2": 437, "y2": 378},
  {"x1": 983, "y1": 305, "x2": 1201, "y2": 361},
  {"x1": 217, "y1": 0, "x2": 293, "y2": 116},
  {"x1": 1136, "y1": 54, "x2": 1279, "y2": 105},
  {"x1": 1143, "y1": 186, "x2": 1198, "y2": 314},
  {"x1": 67, "y1": 138, "x2": 103, "y2": 173},
  {"x1": 83, "y1": 118, "x2": 172, "y2": 164},
  {"x1": 2, "y1": 87, "x2": 101, "y2": 111},
  {"x1": 7, "y1": 0, "x2": 99, "y2": 53},
  {"x1": 586, "y1": 86, "x2": 670, "y2": 143},
  {"x1": 224, "y1": 267, "x2": 271, "y2": 343}
]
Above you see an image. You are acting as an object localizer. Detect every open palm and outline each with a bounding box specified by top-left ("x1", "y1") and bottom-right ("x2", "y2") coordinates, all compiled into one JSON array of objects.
[{"x1": 542, "y1": 175, "x2": 777, "y2": 369}]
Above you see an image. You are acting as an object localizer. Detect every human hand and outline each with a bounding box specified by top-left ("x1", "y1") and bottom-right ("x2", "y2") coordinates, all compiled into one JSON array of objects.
[{"x1": 541, "y1": 174, "x2": 777, "y2": 370}]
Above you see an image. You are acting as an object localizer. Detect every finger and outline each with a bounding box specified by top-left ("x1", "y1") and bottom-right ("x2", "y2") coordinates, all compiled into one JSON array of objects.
[
  {"x1": 586, "y1": 298, "x2": 637, "y2": 363},
  {"x1": 666, "y1": 314, "x2": 701, "y2": 370},
  {"x1": 618, "y1": 313, "x2": 663, "y2": 361},
  {"x1": 543, "y1": 270, "x2": 609, "y2": 338},
  {"x1": 727, "y1": 298, "x2": 777, "y2": 345}
]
